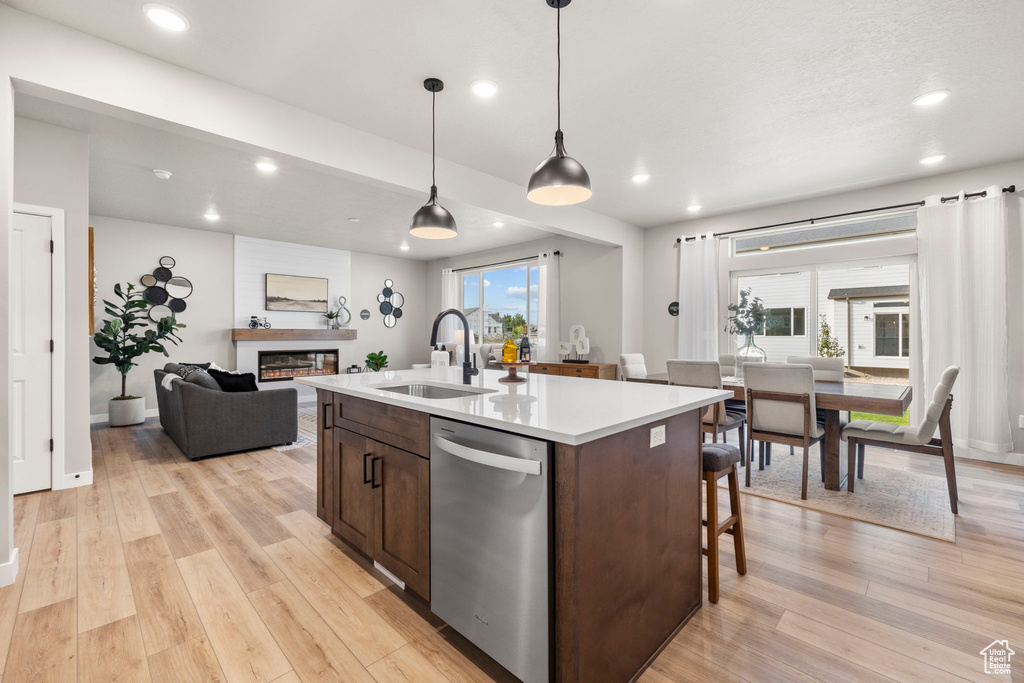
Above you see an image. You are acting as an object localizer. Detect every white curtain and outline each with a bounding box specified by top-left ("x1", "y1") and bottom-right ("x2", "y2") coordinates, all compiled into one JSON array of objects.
[
  {"x1": 536, "y1": 251, "x2": 561, "y2": 361},
  {"x1": 677, "y1": 233, "x2": 719, "y2": 361},
  {"x1": 916, "y1": 186, "x2": 1011, "y2": 452},
  {"x1": 439, "y1": 268, "x2": 460, "y2": 345}
]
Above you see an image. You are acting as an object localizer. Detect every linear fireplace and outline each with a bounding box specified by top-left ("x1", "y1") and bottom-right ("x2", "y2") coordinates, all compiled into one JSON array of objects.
[{"x1": 258, "y1": 349, "x2": 339, "y2": 382}]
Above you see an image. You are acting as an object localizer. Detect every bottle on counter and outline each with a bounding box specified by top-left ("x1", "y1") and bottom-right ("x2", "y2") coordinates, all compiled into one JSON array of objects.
[
  {"x1": 431, "y1": 344, "x2": 449, "y2": 379},
  {"x1": 519, "y1": 333, "x2": 531, "y2": 362},
  {"x1": 502, "y1": 336, "x2": 519, "y2": 364}
]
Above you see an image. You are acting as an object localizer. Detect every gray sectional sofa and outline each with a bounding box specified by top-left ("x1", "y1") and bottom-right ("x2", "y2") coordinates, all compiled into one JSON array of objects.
[{"x1": 154, "y1": 363, "x2": 298, "y2": 460}]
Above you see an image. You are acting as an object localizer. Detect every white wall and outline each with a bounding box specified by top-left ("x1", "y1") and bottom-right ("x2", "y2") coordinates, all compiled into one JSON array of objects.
[
  {"x1": 234, "y1": 235, "x2": 428, "y2": 377},
  {"x1": 0, "y1": 71, "x2": 14, "y2": 583},
  {"x1": 89, "y1": 216, "x2": 235, "y2": 417},
  {"x1": 13, "y1": 117, "x2": 91, "y2": 482},
  {"x1": 426, "y1": 235, "x2": 624, "y2": 364},
  {"x1": 644, "y1": 158, "x2": 1024, "y2": 452}
]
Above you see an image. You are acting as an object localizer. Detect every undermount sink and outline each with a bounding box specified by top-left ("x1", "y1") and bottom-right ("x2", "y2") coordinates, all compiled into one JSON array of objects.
[{"x1": 377, "y1": 382, "x2": 496, "y2": 400}]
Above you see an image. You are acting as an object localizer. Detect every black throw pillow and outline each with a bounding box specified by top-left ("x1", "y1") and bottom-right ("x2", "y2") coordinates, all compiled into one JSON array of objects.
[{"x1": 208, "y1": 368, "x2": 259, "y2": 392}]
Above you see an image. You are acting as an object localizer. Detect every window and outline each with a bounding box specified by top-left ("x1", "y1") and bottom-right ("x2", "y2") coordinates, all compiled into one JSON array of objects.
[
  {"x1": 460, "y1": 260, "x2": 539, "y2": 345},
  {"x1": 875, "y1": 312, "x2": 910, "y2": 357},
  {"x1": 765, "y1": 307, "x2": 806, "y2": 336}
]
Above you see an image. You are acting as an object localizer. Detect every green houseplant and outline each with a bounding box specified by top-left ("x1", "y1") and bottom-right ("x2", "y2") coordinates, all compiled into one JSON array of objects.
[
  {"x1": 92, "y1": 283, "x2": 185, "y2": 426},
  {"x1": 725, "y1": 288, "x2": 772, "y2": 377},
  {"x1": 365, "y1": 350, "x2": 389, "y2": 372}
]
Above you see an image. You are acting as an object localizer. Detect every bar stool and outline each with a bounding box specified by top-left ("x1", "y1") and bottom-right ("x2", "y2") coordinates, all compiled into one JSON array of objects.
[{"x1": 702, "y1": 442, "x2": 747, "y2": 603}]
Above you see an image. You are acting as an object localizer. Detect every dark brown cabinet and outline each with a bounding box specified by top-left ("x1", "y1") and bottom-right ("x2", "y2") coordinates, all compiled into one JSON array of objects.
[
  {"x1": 332, "y1": 427, "x2": 376, "y2": 555},
  {"x1": 318, "y1": 391, "x2": 430, "y2": 600}
]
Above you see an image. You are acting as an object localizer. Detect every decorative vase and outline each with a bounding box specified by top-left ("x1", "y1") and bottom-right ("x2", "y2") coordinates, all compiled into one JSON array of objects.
[
  {"x1": 108, "y1": 396, "x2": 145, "y2": 427},
  {"x1": 735, "y1": 335, "x2": 767, "y2": 379}
]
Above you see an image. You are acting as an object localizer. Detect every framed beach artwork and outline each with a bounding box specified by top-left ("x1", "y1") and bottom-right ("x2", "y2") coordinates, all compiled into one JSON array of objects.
[{"x1": 265, "y1": 273, "x2": 329, "y2": 312}]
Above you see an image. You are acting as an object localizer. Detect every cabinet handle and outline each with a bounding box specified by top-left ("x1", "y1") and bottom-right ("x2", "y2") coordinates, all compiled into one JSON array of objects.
[
  {"x1": 371, "y1": 456, "x2": 381, "y2": 489},
  {"x1": 362, "y1": 452, "x2": 372, "y2": 484}
]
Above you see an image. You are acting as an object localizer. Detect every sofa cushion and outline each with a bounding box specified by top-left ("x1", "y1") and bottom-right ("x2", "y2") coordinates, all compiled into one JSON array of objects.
[
  {"x1": 184, "y1": 369, "x2": 221, "y2": 391},
  {"x1": 208, "y1": 368, "x2": 259, "y2": 392}
]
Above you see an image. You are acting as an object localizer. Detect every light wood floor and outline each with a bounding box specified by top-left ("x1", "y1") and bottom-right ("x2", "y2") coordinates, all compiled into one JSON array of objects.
[{"x1": 0, "y1": 420, "x2": 1022, "y2": 682}]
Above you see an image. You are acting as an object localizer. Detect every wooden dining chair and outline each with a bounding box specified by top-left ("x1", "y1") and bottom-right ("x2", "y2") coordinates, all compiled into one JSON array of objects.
[
  {"x1": 842, "y1": 366, "x2": 960, "y2": 513},
  {"x1": 667, "y1": 360, "x2": 746, "y2": 463},
  {"x1": 744, "y1": 363, "x2": 825, "y2": 499}
]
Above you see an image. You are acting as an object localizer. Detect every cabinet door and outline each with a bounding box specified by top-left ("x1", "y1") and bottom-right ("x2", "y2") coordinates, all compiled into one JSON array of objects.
[
  {"x1": 561, "y1": 365, "x2": 600, "y2": 379},
  {"x1": 317, "y1": 390, "x2": 334, "y2": 525},
  {"x1": 372, "y1": 443, "x2": 430, "y2": 599},
  {"x1": 332, "y1": 427, "x2": 375, "y2": 554}
]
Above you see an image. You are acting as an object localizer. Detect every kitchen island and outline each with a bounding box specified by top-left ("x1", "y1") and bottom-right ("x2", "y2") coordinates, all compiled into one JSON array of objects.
[{"x1": 298, "y1": 367, "x2": 729, "y2": 683}]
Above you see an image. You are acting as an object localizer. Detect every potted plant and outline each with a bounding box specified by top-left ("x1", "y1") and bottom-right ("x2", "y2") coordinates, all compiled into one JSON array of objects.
[
  {"x1": 725, "y1": 288, "x2": 772, "y2": 377},
  {"x1": 323, "y1": 308, "x2": 342, "y2": 329},
  {"x1": 364, "y1": 350, "x2": 389, "y2": 372},
  {"x1": 92, "y1": 283, "x2": 185, "y2": 426}
]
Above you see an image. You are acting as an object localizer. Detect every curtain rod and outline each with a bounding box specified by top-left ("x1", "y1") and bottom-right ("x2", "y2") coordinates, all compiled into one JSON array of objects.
[
  {"x1": 676, "y1": 185, "x2": 1016, "y2": 243},
  {"x1": 451, "y1": 251, "x2": 560, "y2": 273}
]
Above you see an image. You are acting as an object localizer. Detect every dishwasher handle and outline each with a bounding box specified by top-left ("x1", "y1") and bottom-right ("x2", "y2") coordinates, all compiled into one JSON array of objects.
[{"x1": 432, "y1": 435, "x2": 542, "y2": 476}]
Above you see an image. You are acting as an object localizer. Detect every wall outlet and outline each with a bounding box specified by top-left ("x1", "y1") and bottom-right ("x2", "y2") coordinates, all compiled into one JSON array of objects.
[
  {"x1": 650, "y1": 425, "x2": 666, "y2": 448},
  {"x1": 1018, "y1": 415, "x2": 1024, "y2": 429}
]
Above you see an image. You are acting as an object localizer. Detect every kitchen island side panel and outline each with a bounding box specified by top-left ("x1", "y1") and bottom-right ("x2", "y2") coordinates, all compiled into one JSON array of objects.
[{"x1": 554, "y1": 408, "x2": 703, "y2": 683}]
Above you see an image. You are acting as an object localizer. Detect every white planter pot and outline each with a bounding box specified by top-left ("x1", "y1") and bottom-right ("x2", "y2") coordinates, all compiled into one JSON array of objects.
[{"x1": 108, "y1": 396, "x2": 145, "y2": 427}]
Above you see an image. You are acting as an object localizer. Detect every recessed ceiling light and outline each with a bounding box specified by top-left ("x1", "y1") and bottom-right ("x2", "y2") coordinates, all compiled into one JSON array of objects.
[
  {"x1": 687, "y1": 204, "x2": 702, "y2": 212},
  {"x1": 912, "y1": 90, "x2": 950, "y2": 107},
  {"x1": 152, "y1": 169, "x2": 172, "y2": 180},
  {"x1": 470, "y1": 80, "x2": 498, "y2": 98},
  {"x1": 347, "y1": 217, "x2": 360, "y2": 223},
  {"x1": 919, "y1": 154, "x2": 946, "y2": 165},
  {"x1": 759, "y1": 246, "x2": 770, "y2": 251},
  {"x1": 492, "y1": 221, "x2": 505, "y2": 228},
  {"x1": 631, "y1": 173, "x2": 650, "y2": 184},
  {"x1": 204, "y1": 211, "x2": 220, "y2": 221},
  {"x1": 255, "y1": 161, "x2": 278, "y2": 173},
  {"x1": 143, "y1": 4, "x2": 190, "y2": 31},
  {"x1": 400, "y1": 244, "x2": 410, "y2": 251}
]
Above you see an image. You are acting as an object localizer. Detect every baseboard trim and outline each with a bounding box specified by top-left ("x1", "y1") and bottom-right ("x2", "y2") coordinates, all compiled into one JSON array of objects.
[
  {"x1": 0, "y1": 548, "x2": 19, "y2": 587},
  {"x1": 373, "y1": 561, "x2": 406, "y2": 590},
  {"x1": 90, "y1": 408, "x2": 160, "y2": 424}
]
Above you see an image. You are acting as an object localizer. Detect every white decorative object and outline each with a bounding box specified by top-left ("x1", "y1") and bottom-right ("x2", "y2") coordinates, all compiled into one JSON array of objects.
[
  {"x1": 559, "y1": 341, "x2": 572, "y2": 357},
  {"x1": 561, "y1": 325, "x2": 590, "y2": 360}
]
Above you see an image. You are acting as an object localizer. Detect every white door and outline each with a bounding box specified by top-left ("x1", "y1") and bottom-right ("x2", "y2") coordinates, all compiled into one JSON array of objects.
[{"x1": 11, "y1": 212, "x2": 53, "y2": 494}]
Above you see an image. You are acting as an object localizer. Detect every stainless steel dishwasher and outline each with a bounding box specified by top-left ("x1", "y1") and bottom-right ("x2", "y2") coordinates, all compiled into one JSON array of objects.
[{"x1": 430, "y1": 417, "x2": 551, "y2": 683}]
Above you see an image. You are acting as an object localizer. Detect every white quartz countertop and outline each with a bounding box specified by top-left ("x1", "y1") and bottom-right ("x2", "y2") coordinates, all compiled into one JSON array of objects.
[{"x1": 297, "y1": 367, "x2": 731, "y2": 445}]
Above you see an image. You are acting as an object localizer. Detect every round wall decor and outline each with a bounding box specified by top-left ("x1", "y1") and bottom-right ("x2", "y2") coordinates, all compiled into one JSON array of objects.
[
  {"x1": 140, "y1": 274, "x2": 157, "y2": 287},
  {"x1": 668, "y1": 301, "x2": 679, "y2": 316},
  {"x1": 377, "y1": 279, "x2": 404, "y2": 326},
  {"x1": 142, "y1": 256, "x2": 193, "y2": 322},
  {"x1": 165, "y1": 276, "x2": 193, "y2": 299},
  {"x1": 148, "y1": 304, "x2": 173, "y2": 322},
  {"x1": 360, "y1": 309, "x2": 371, "y2": 320},
  {"x1": 159, "y1": 256, "x2": 176, "y2": 268},
  {"x1": 153, "y1": 266, "x2": 173, "y2": 282},
  {"x1": 145, "y1": 286, "x2": 169, "y2": 305},
  {"x1": 168, "y1": 298, "x2": 187, "y2": 313}
]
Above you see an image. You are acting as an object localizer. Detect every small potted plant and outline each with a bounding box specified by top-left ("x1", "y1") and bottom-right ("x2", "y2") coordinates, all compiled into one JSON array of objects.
[
  {"x1": 92, "y1": 283, "x2": 185, "y2": 426},
  {"x1": 323, "y1": 308, "x2": 342, "y2": 329},
  {"x1": 365, "y1": 350, "x2": 389, "y2": 372}
]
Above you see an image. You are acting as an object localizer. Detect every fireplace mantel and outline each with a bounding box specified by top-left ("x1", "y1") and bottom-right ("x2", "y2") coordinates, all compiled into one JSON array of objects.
[{"x1": 231, "y1": 328, "x2": 357, "y2": 341}]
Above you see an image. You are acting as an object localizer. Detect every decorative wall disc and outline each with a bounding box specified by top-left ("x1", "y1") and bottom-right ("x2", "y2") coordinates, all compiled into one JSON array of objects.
[
  {"x1": 165, "y1": 276, "x2": 193, "y2": 299},
  {"x1": 159, "y1": 256, "x2": 176, "y2": 268},
  {"x1": 376, "y1": 293, "x2": 386, "y2": 303},
  {"x1": 168, "y1": 298, "x2": 187, "y2": 313},
  {"x1": 148, "y1": 304, "x2": 173, "y2": 322},
  {"x1": 379, "y1": 301, "x2": 393, "y2": 315},
  {"x1": 140, "y1": 274, "x2": 158, "y2": 287},
  {"x1": 389, "y1": 292, "x2": 405, "y2": 308},
  {"x1": 144, "y1": 285, "x2": 169, "y2": 304},
  {"x1": 393, "y1": 308, "x2": 403, "y2": 319},
  {"x1": 153, "y1": 266, "x2": 172, "y2": 282},
  {"x1": 378, "y1": 280, "x2": 404, "y2": 327},
  {"x1": 384, "y1": 314, "x2": 397, "y2": 328},
  {"x1": 360, "y1": 309, "x2": 371, "y2": 320}
]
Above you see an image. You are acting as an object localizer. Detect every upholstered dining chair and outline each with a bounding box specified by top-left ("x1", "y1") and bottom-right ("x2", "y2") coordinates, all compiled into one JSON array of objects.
[
  {"x1": 744, "y1": 363, "x2": 824, "y2": 499},
  {"x1": 842, "y1": 366, "x2": 961, "y2": 513},
  {"x1": 667, "y1": 360, "x2": 746, "y2": 463},
  {"x1": 786, "y1": 356, "x2": 845, "y2": 382},
  {"x1": 719, "y1": 354, "x2": 737, "y2": 377},
  {"x1": 618, "y1": 353, "x2": 648, "y2": 380}
]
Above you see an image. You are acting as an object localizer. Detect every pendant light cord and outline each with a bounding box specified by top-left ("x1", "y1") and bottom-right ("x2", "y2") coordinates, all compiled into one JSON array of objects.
[
  {"x1": 431, "y1": 90, "x2": 437, "y2": 189},
  {"x1": 556, "y1": 5, "x2": 561, "y2": 132}
]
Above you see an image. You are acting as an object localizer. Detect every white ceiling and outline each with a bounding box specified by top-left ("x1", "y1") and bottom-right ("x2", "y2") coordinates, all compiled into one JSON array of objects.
[
  {"x1": 15, "y1": 95, "x2": 553, "y2": 259},
  {"x1": 7, "y1": 0, "x2": 1024, "y2": 227}
]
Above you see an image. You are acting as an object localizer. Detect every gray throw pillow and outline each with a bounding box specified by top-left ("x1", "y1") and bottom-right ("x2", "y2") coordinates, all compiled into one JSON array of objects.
[
  {"x1": 164, "y1": 363, "x2": 183, "y2": 374},
  {"x1": 183, "y1": 369, "x2": 221, "y2": 391}
]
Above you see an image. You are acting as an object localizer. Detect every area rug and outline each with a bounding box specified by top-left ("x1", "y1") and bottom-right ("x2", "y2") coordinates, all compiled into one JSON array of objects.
[
  {"x1": 274, "y1": 404, "x2": 317, "y2": 451},
  {"x1": 724, "y1": 448, "x2": 956, "y2": 542}
]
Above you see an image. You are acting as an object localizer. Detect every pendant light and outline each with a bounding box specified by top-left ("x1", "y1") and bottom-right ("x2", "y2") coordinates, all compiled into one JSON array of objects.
[
  {"x1": 527, "y1": 0, "x2": 592, "y2": 206},
  {"x1": 410, "y1": 78, "x2": 458, "y2": 239}
]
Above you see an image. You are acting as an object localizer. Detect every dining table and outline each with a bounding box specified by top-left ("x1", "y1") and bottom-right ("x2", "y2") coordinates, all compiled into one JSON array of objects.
[{"x1": 626, "y1": 372, "x2": 912, "y2": 490}]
